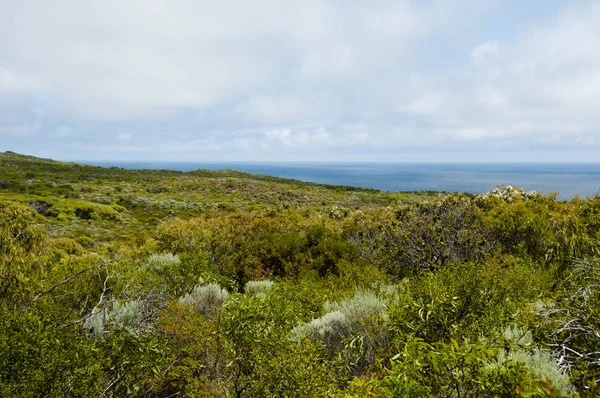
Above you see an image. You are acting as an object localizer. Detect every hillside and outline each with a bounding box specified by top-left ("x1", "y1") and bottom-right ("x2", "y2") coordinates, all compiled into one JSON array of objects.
[
  {"x1": 0, "y1": 152, "x2": 437, "y2": 243},
  {"x1": 1, "y1": 152, "x2": 600, "y2": 396}
]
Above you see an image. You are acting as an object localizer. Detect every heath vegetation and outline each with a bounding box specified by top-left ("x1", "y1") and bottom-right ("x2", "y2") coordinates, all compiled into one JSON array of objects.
[{"x1": 1, "y1": 151, "x2": 599, "y2": 396}]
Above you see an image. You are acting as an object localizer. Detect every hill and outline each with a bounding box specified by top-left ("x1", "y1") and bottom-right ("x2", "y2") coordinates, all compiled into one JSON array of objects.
[{"x1": 0, "y1": 152, "x2": 438, "y2": 242}]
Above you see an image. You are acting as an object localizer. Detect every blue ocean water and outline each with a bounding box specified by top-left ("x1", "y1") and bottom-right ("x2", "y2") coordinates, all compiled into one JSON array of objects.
[{"x1": 85, "y1": 162, "x2": 600, "y2": 200}]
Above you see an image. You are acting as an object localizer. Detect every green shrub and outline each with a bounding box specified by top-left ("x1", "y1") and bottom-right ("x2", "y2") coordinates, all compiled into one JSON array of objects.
[
  {"x1": 360, "y1": 335, "x2": 575, "y2": 397},
  {"x1": 388, "y1": 260, "x2": 554, "y2": 344},
  {"x1": 346, "y1": 195, "x2": 496, "y2": 277},
  {"x1": 535, "y1": 259, "x2": 600, "y2": 392},
  {"x1": 0, "y1": 204, "x2": 47, "y2": 304}
]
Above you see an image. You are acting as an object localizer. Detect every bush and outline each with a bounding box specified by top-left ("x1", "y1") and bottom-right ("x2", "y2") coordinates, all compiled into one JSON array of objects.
[
  {"x1": 483, "y1": 194, "x2": 599, "y2": 268},
  {"x1": 29, "y1": 200, "x2": 57, "y2": 217},
  {"x1": 292, "y1": 310, "x2": 351, "y2": 346},
  {"x1": 347, "y1": 195, "x2": 496, "y2": 277},
  {"x1": 142, "y1": 253, "x2": 181, "y2": 274},
  {"x1": 488, "y1": 348, "x2": 574, "y2": 397},
  {"x1": 83, "y1": 308, "x2": 107, "y2": 339},
  {"x1": 388, "y1": 260, "x2": 554, "y2": 344},
  {"x1": 111, "y1": 300, "x2": 143, "y2": 332},
  {"x1": 83, "y1": 300, "x2": 143, "y2": 339},
  {"x1": 245, "y1": 280, "x2": 274, "y2": 295},
  {"x1": 292, "y1": 292, "x2": 388, "y2": 344},
  {"x1": 356, "y1": 334, "x2": 575, "y2": 398},
  {"x1": 292, "y1": 291, "x2": 390, "y2": 378},
  {"x1": 480, "y1": 184, "x2": 540, "y2": 201},
  {"x1": 0, "y1": 204, "x2": 47, "y2": 304},
  {"x1": 535, "y1": 259, "x2": 600, "y2": 392},
  {"x1": 179, "y1": 283, "x2": 228, "y2": 316}
]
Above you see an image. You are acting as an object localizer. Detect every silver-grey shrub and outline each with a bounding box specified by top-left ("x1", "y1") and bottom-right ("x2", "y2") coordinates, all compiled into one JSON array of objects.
[
  {"x1": 336, "y1": 292, "x2": 387, "y2": 321},
  {"x1": 292, "y1": 291, "x2": 390, "y2": 377},
  {"x1": 111, "y1": 300, "x2": 142, "y2": 331},
  {"x1": 83, "y1": 308, "x2": 107, "y2": 339},
  {"x1": 244, "y1": 280, "x2": 274, "y2": 295},
  {"x1": 179, "y1": 283, "x2": 228, "y2": 315},
  {"x1": 291, "y1": 310, "x2": 352, "y2": 346},
  {"x1": 292, "y1": 291, "x2": 387, "y2": 345},
  {"x1": 142, "y1": 253, "x2": 180, "y2": 273},
  {"x1": 83, "y1": 300, "x2": 143, "y2": 339},
  {"x1": 483, "y1": 325, "x2": 575, "y2": 396},
  {"x1": 488, "y1": 348, "x2": 574, "y2": 397}
]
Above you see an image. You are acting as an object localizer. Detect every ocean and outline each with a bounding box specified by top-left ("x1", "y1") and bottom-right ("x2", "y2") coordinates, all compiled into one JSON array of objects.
[{"x1": 85, "y1": 162, "x2": 600, "y2": 200}]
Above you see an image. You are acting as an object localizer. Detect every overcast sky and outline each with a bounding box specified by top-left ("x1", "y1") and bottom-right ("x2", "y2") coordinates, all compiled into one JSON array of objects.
[{"x1": 1, "y1": 0, "x2": 599, "y2": 162}]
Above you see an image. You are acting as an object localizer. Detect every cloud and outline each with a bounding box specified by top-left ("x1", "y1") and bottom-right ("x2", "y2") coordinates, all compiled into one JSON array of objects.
[
  {"x1": 1, "y1": 0, "x2": 446, "y2": 119},
  {"x1": 402, "y1": 93, "x2": 446, "y2": 116},
  {"x1": 116, "y1": 133, "x2": 132, "y2": 142},
  {"x1": 1, "y1": 0, "x2": 599, "y2": 161},
  {"x1": 471, "y1": 41, "x2": 501, "y2": 65}
]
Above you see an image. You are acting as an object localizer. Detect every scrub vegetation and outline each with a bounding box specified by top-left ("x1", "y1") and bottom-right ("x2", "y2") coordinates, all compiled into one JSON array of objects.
[{"x1": 1, "y1": 151, "x2": 599, "y2": 397}]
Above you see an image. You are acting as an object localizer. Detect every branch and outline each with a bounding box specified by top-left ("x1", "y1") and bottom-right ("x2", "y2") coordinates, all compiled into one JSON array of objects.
[
  {"x1": 87, "y1": 272, "x2": 112, "y2": 319},
  {"x1": 62, "y1": 270, "x2": 112, "y2": 328},
  {"x1": 32, "y1": 266, "x2": 95, "y2": 302},
  {"x1": 99, "y1": 375, "x2": 123, "y2": 398}
]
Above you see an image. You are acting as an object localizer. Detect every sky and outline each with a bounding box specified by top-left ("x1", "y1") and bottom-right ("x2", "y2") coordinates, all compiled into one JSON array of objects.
[{"x1": 1, "y1": 0, "x2": 599, "y2": 162}]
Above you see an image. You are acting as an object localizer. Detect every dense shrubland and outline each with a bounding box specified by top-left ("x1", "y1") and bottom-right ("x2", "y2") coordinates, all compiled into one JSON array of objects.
[{"x1": 1, "y1": 152, "x2": 600, "y2": 396}]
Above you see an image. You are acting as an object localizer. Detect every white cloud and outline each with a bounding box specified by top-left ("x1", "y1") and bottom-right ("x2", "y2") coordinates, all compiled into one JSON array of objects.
[
  {"x1": 0, "y1": 67, "x2": 41, "y2": 94},
  {"x1": 236, "y1": 93, "x2": 336, "y2": 125},
  {"x1": 1, "y1": 0, "x2": 449, "y2": 120},
  {"x1": 263, "y1": 128, "x2": 332, "y2": 149},
  {"x1": 396, "y1": 0, "x2": 600, "y2": 150},
  {"x1": 1, "y1": 0, "x2": 599, "y2": 161},
  {"x1": 471, "y1": 41, "x2": 501, "y2": 65},
  {"x1": 53, "y1": 125, "x2": 73, "y2": 138},
  {"x1": 402, "y1": 93, "x2": 446, "y2": 116},
  {"x1": 0, "y1": 122, "x2": 41, "y2": 137},
  {"x1": 117, "y1": 133, "x2": 132, "y2": 142}
]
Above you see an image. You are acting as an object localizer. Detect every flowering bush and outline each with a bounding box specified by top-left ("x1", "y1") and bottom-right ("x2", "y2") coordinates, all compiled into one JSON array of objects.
[{"x1": 481, "y1": 184, "x2": 540, "y2": 201}]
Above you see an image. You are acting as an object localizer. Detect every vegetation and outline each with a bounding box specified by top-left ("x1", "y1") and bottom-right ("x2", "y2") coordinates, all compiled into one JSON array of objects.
[{"x1": 1, "y1": 151, "x2": 599, "y2": 396}]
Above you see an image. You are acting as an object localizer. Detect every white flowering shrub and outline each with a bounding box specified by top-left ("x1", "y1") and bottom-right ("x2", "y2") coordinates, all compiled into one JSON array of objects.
[
  {"x1": 327, "y1": 205, "x2": 349, "y2": 220},
  {"x1": 480, "y1": 184, "x2": 540, "y2": 202},
  {"x1": 142, "y1": 253, "x2": 180, "y2": 273},
  {"x1": 244, "y1": 280, "x2": 274, "y2": 295},
  {"x1": 179, "y1": 283, "x2": 228, "y2": 315}
]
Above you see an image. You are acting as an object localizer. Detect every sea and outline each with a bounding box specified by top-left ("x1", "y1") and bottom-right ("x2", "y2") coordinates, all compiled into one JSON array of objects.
[{"x1": 85, "y1": 162, "x2": 600, "y2": 200}]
